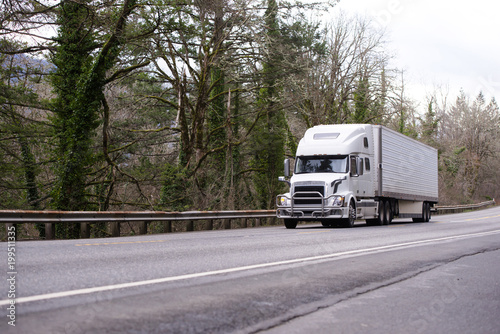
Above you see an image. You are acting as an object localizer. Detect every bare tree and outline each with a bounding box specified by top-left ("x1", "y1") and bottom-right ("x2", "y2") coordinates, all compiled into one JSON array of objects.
[
  {"x1": 286, "y1": 12, "x2": 392, "y2": 127},
  {"x1": 439, "y1": 91, "x2": 500, "y2": 202}
]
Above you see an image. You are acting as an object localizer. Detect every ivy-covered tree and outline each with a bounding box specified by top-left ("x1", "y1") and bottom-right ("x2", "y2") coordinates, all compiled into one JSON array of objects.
[
  {"x1": 49, "y1": 0, "x2": 100, "y2": 213},
  {"x1": 49, "y1": 0, "x2": 151, "y2": 238},
  {"x1": 0, "y1": 40, "x2": 51, "y2": 237},
  {"x1": 1, "y1": 45, "x2": 40, "y2": 207}
]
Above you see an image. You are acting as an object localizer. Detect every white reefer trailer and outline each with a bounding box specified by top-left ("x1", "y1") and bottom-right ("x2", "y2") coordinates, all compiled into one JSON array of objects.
[{"x1": 276, "y1": 124, "x2": 438, "y2": 228}]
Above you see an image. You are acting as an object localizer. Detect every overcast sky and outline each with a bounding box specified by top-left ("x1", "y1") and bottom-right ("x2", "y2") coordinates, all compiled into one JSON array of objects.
[{"x1": 329, "y1": 0, "x2": 500, "y2": 110}]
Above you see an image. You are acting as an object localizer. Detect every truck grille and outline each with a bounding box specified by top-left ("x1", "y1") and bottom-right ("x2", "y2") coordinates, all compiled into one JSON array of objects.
[{"x1": 293, "y1": 186, "x2": 324, "y2": 205}]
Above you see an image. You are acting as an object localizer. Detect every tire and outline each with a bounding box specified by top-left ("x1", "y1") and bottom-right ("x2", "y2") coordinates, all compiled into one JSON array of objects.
[
  {"x1": 424, "y1": 202, "x2": 431, "y2": 222},
  {"x1": 375, "y1": 200, "x2": 385, "y2": 226},
  {"x1": 341, "y1": 201, "x2": 356, "y2": 228},
  {"x1": 394, "y1": 200, "x2": 400, "y2": 216},
  {"x1": 389, "y1": 200, "x2": 395, "y2": 222},
  {"x1": 284, "y1": 219, "x2": 297, "y2": 229},
  {"x1": 384, "y1": 200, "x2": 392, "y2": 225},
  {"x1": 413, "y1": 202, "x2": 428, "y2": 223},
  {"x1": 427, "y1": 202, "x2": 432, "y2": 222}
]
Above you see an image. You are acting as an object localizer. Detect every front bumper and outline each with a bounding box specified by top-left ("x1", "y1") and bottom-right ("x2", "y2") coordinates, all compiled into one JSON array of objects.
[
  {"x1": 276, "y1": 193, "x2": 348, "y2": 220},
  {"x1": 276, "y1": 206, "x2": 348, "y2": 220}
]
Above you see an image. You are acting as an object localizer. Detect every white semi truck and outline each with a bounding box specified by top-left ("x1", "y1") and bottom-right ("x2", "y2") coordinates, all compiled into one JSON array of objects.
[{"x1": 276, "y1": 124, "x2": 438, "y2": 228}]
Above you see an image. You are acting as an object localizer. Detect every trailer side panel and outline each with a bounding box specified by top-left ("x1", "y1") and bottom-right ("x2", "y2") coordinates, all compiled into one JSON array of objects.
[{"x1": 377, "y1": 126, "x2": 438, "y2": 202}]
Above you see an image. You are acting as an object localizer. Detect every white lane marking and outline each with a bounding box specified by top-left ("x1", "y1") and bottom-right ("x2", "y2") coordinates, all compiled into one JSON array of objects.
[{"x1": 2, "y1": 229, "x2": 500, "y2": 306}]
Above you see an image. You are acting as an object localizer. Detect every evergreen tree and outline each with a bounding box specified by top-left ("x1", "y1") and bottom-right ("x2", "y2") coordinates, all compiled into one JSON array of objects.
[
  {"x1": 251, "y1": 0, "x2": 286, "y2": 209},
  {"x1": 420, "y1": 98, "x2": 439, "y2": 147},
  {"x1": 353, "y1": 76, "x2": 370, "y2": 123}
]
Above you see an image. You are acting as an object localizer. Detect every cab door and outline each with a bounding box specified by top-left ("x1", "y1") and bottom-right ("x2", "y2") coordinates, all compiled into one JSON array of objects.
[
  {"x1": 350, "y1": 155, "x2": 372, "y2": 198},
  {"x1": 349, "y1": 155, "x2": 361, "y2": 197}
]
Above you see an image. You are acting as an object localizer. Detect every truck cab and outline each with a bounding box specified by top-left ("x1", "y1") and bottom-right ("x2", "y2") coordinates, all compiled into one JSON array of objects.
[{"x1": 276, "y1": 124, "x2": 377, "y2": 228}]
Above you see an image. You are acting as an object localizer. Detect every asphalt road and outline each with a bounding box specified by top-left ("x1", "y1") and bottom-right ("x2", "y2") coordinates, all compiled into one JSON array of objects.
[{"x1": 1, "y1": 206, "x2": 500, "y2": 333}]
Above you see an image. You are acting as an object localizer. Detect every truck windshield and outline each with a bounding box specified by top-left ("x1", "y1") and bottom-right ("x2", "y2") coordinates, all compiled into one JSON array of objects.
[{"x1": 295, "y1": 155, "x2": 348, "y2": 174}]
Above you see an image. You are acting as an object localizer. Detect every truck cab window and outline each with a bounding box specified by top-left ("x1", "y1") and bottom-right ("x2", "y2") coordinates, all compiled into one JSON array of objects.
[
  {"x1": 295, "y1": 156, "x2": 348, "y2": 174},
  {"x1": 350, "y1": 156, "x2": 357, "y2": 175}
]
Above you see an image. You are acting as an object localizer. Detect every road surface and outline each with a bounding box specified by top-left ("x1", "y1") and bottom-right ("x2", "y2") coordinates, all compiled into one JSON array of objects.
[{"x1": 1, "y1": 206, "x2": 500, "y2": 333}]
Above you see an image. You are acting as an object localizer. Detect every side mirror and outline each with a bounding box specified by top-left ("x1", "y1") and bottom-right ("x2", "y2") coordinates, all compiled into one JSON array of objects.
[
  {"x1": 279, "y1": 159, "x2": 291, "y2": 187},
  {"x1": 350, "y1": 156, "x2": 364, "y2": 177},
  {"x1": 284, "y1": 158, "x2": 290, "y2": 177}
]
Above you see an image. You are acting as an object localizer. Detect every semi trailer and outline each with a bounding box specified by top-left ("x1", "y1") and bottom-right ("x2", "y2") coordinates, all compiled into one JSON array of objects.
[{"x1": 276, "y1": 124, "x2": 439, "y2": 228}]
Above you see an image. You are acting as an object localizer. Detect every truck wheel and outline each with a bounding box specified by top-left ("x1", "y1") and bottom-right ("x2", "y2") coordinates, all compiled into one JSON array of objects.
[
  {"x1": 413, "y1": 202, "x2": 429, "y2": 223},
  {"x1": 284, "y1": 219, "x2": 297, "y2": 229},
  {"x1": 424, "y1": 202, "x2": 431, "y2": 222},
  {"x1": 384, "y1": 200, "x2": 392, "y2": 225},
  {"x1": 374, "y1": 200, "x2": 385, "y2": 226},
  {"x1": 342, "y1": 201, "x2": 356, "y2": 228}
]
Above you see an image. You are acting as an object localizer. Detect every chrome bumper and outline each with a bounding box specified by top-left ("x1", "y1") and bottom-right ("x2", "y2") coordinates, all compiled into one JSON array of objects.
[
  {"x1": 276, "y1": 192, "x2": 347, "y2": 219},
  {"x1": 276, "y1": 207, "x2": 347, "y2": 219}
]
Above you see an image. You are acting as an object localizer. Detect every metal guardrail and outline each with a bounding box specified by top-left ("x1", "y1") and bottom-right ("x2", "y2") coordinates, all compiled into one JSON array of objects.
[
  {"x1": 433, "y1": 199, "x2": 496, "y2": 214},
  {"x1": 0, "y1": 210, "x2": 276, "y2": 240},
  {"x1": 0, "y1": 199, "x2": 496, "y2": 240},
  {"x1": 0, "y1": 210, "x2": 276, "y2": 223}
]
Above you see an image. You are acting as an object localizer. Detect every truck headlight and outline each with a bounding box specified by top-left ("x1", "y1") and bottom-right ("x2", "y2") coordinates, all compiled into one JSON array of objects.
[
  {"x1": 332, "y1": 196, "x2": 345, "y2": 207},
  {"x1": 278, "y1": 196, "x2": 289, "y2": 206}
]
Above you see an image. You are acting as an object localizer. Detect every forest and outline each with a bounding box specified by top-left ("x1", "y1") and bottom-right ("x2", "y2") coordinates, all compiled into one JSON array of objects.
[{"x1": 1, "y1": 1, "x2": 499, "y2": 238}]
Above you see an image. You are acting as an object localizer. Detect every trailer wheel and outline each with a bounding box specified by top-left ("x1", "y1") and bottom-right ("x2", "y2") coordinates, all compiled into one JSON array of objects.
[
  {"x1": 371, "y1": 200, "x2": 385, "y2": 226},
  {"x1": 427, "y1": 202, "x2": 432, "y2": 222},
  {"x1": 394, "y1": 200, "x2": 400, "y2": 216},
  {"x1": 284, "y1": 219, "x2": 297, "y2": 229},
  {"x1": 413, "y1": 202, "x2": 430, "y2": 223},
  {"x1": 424, "y1": 202, "x2": 431, "y2": 222}
]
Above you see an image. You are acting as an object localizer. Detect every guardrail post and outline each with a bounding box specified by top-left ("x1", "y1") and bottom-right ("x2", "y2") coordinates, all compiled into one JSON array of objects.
[
  {"x1": 224, "y1": 219, "x2": 231, "y2": 229},
  {"x1": 110, "y1": 222, "x2": 120, "y2": 237},
  {"x1": 45, "y1": 223, "x2": 55, "y2": 240},
  {"x1": 255, "y1": 218, "x2": 261, "y2": 227},
  {"x1": 163, "y1": 221, "x2": 171, "y2": 233},
  {"x1": 139, "y1": 221, "x2": 147, "y2": 235},
  {"x1": 242, "y1": 218, "x2": 247, "y2": 228},
  {"x1": 186, "y1": 221, "x2": 194, "y2": 231},
  {"x1": 81, "y1": 223, "x2": 90, "y2": 239},
  {"x1": 206, "y1": 220, "x2": 213, "y2": 230}
]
